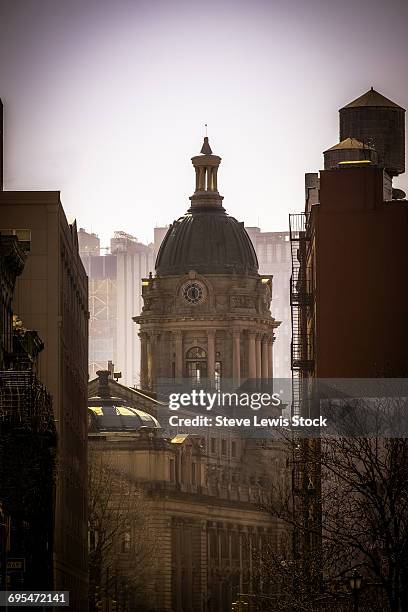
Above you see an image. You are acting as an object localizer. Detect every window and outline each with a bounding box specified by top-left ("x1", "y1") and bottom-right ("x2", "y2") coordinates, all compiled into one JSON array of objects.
[
  {"x1": 242, "y1": 534, "x2": 249, "y2": 561},
  {"x1": 215, "y1": 360, "x2": 222, "y2": 390},
  {"x1": 122, "y1": 531, "x2": 131, "y2": 552},
  {"x1": 231, "y1": 440, "x2": 237, "y2": 458},
  {"x1": 221, "y1": 439, "x2": 227, "y2": 455},
  {"x1": 186, "y1": 346, "x2": 206, "y2": 359},
  {"x1": 191, "y1": 462, "x2": 196, "y2": 485},
  {"x1": 231, "y1": 533, "x2": 240, "y2": 560},
  {"x1": 185, "y1": 347, "x2": 207, "y2": 385},
  {"x1": 220, "y1": 531, "x2": 229, "y2": 559},
  {"x1": 0, "y1": 229, "x2": 31, "y2": 251},
  {"x1": 169, "y1": 458, "x2": 175, "y2": 482},
  {"x1": 209, "y1": 530, "x2": 218, "y2": 559},
  {"x1": 88, "y1": 528, "x2": 99, "y2": 552},
  {"x1": 210, "y1": 438, "x2": 217, "y2": 454}
]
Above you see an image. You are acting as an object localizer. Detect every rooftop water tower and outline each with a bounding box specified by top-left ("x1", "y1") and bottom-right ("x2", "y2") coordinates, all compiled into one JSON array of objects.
[{"x1": 339, "y1": 88, "x2": 405, "y2": 177}]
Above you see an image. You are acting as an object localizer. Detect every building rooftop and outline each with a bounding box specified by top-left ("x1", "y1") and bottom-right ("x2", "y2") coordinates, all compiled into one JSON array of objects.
[
  {"x1": 156, "y1": 137, "x2": 259, "y2": 276},
  {"x1": 324, "y1": 138, "x2": 376, "y2": 153},
  {"x1": 156, "y1": 210, "x2": 259, "y2": 276},
  {"x1": 88, "y1": 370, "x2": 162, "y2": 432},
  {"x1": 88, "y1": 401, "x2": 161, "y2": 432},
  {"x1": 341, "y1": 87, "x2": 404, "y2": 110}
]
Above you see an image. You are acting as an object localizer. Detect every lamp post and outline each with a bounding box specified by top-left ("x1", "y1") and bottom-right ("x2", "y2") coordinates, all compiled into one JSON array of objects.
[{"x1": 349, "y1": 570, "x2": 362, "y2": 612}]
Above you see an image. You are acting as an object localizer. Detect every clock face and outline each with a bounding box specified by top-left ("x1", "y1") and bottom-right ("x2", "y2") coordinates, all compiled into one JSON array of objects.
[{"x1": 181, "y1": 281, "x2": 206, "y2": 305}]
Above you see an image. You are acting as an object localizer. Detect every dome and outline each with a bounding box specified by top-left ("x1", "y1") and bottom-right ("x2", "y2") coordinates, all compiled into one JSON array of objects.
[
  {"x1": 88, "y1": 397, "x2": 161, "y2": 432},
  {"x1": 156, "y1": 208, "x2": 258, "y2": 276},
  {"x1": 155, "y1": 137, "x2": 258, "y2": 276}
]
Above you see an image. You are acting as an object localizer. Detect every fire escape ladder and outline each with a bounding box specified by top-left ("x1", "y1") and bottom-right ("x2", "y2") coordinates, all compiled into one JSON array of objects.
[{"x1": 289, "y1": 213, "x2": 314, "y2": 417}]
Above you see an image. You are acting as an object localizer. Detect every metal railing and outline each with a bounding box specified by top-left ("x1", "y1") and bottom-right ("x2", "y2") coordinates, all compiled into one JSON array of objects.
[
  {"x1": 0, "y1": 370, "x2": 54, "y2": 432},
  {"x1": 289, "y1": 213, "x2": 314, "y2": 417}
]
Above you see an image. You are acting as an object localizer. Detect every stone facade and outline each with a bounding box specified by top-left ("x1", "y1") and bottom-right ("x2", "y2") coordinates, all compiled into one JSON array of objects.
[
  {"x1": 136, "y1": 270, "x2": 276, "y2": 390},
  {"x1": 88, "y1": 139, "x2": 288, "y2": 612},
  {"x1": 88, "y1": 373, "x2": 289, "y2": 612}
]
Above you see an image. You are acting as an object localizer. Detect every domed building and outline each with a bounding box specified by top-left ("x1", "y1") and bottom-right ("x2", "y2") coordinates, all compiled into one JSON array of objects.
[
  {"x1": 88, "y1": 369, "x2": 161, "y2": 432},
  {"x1": 134, "y1": 137, "x2": 279, "y2": 390},
  {"x1": 88, "y1": 370, "x2": 288, "y2": 612},
  {"x1": 88, "y1": 141, "x2": 288, "y2": 612}
]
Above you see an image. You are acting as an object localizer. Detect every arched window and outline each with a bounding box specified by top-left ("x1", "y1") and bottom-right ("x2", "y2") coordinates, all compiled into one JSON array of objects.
[{"x1": 185, "y1": 347, "x2": 207, "y2": 385}]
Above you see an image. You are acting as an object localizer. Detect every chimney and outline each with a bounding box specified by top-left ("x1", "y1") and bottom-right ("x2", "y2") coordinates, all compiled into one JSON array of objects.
[
  {"x1": 96, "y1": 370, "x2": 111, "y2": 398},
  {"x1": 107, "y1": 360, "x2": 114, "y2": 376}
]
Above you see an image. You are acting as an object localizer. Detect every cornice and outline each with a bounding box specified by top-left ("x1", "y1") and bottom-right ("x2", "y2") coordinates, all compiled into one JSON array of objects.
[{"x1": 135, "y1": 313, "x2": 278, "y2": 326}]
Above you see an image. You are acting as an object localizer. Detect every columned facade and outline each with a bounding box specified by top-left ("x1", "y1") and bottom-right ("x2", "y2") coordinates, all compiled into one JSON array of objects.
[
  {"x1": 232, "y1": 329, "x2": 241, "y2": 387},
  {"x1": 136, "y1": 294, "x2": 278, "y2": 392},
  {"x1": 175, "y1": 330, "x2": 183, "y2": 379},
  {"x1": 261, "y1": 335, "x2": 269, "y2": 380},
  {"x1": 268, "y1": 336, "x2": 274, "y2": 380},
  {"x1": 255, "y1": 334, "x2": 262, "y2": 380},
  {"x1": 208, "y1": 329, "x2": 216, "y2": 385},
  {"x1": 248, "y1": 331, "x2": 256, "y2": 380},
  {"x1": 88, "y1": 369, "x2": 289, "y2": 612}
]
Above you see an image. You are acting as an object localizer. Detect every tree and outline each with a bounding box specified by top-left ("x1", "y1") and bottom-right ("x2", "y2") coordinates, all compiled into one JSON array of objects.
[
  {"x1": 259, "y1": 398, "x2": 408, "y2": 612},
  {"x1": 88, "y1": 450, "x2": 157, "y2": 612}
]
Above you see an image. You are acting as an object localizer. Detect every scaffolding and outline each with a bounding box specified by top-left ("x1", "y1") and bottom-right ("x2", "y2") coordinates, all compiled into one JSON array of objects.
[{"x1": 88, "y1": 278, "x2": 117, "y2": 380}]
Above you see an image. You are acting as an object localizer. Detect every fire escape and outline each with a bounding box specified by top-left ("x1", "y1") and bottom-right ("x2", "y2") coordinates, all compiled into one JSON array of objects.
[
  {"x1": 289, "y1": 213, "x2": 314, "y2": 417},
  {"x1": 0, "y1": 334, "x2": 56, "y2": 591},
  {"x1": 0, "y1": 234, "x2": 57, "y2": 590},
  {"x1": 289, "y1": 213, "x2": 320, "y2": 571}
]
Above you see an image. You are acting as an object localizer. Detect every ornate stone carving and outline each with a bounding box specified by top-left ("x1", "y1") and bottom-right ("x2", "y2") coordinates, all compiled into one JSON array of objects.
[{"x1": 231, "y1": 295, "x2": 254, "y2": 309}]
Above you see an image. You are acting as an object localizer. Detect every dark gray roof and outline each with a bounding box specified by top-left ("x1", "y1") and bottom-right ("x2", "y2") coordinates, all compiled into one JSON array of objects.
[
  {"x1": 200, "y1": 136, "x2": 212, "y2": 155},
  {"x1": 341, "y1": 88, "x2": 404, "y2": 110},
  {"x1": 155, "y1": 208, "x2": 259, "y2": 276},
  {"x1": 324, "y1": 137, "x2": 375, "y2": 153}
]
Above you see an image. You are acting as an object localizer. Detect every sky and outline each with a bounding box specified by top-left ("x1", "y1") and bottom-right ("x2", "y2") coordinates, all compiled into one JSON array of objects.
[{"x1": 1, "y1": 0, "x2": 408, "y2": 248}]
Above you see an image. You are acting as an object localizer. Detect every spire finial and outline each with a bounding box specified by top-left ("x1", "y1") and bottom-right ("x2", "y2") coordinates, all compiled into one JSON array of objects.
[
  {"x1": 191, "y1": 131, "x2": 223, "y2": 207},
  {"x1": 200, "y1": 133, "x2": 212, "y2": 155}
]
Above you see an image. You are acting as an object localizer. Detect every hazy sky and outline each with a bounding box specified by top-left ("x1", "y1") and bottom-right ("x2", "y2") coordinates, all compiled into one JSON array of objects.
[{"x1": 1, "y1": 0, "x2": 407, "y2": 247}]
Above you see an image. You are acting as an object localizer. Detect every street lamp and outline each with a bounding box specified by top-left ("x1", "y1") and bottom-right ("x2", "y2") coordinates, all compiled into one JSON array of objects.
[{"x1": 349, "y1": 570, "x2": 362, "y2": 612}]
